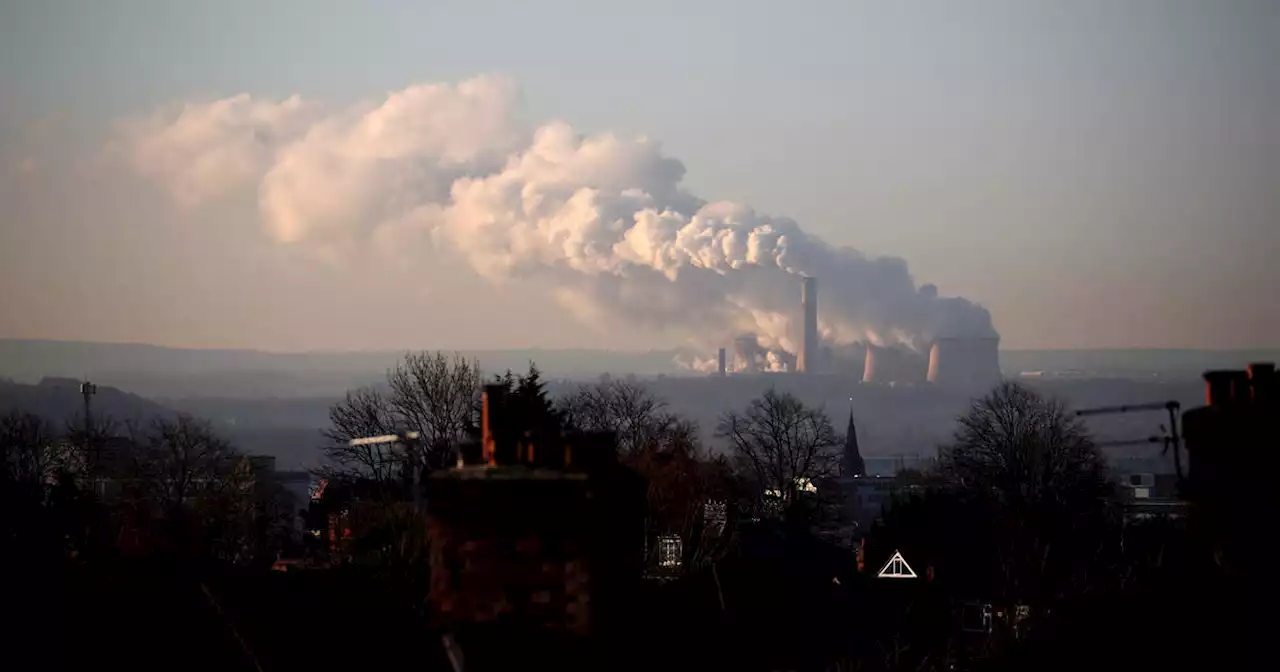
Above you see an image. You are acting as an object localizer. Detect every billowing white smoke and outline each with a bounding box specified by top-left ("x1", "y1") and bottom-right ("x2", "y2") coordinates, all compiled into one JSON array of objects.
[{"x1": 125, "y1": 74, "x2": 996, "y2": 360}]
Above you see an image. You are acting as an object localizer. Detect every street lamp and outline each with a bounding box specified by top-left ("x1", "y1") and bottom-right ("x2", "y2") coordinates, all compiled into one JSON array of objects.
[{"x1": 349, "y1": 431, "x2": 423, "y2": 511}]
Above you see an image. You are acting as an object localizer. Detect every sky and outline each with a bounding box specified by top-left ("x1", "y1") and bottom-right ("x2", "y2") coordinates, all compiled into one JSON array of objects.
[{"x1": 1, "y1": 0, "x2": 1277, "y2": 353}]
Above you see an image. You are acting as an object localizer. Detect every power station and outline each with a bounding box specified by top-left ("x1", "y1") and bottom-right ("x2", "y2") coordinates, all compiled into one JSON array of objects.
[
  {"x1": 715, "y1": 275, "x2": 1001, "y2": 387},
  {"x1": 927, "y1": 337, "x2": 1001, "y2": 387}
]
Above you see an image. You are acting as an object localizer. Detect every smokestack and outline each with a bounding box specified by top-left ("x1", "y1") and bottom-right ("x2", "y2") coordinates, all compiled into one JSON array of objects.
[
  {"x1": 927, "y1": 337, "x2": 1001, "y2": 387},
  {"x1": 798, "y1": 276, "x2": 818, "y2": 373},
  {"x1": 717, "y1": 348, "x2": 727, "y2": 376}
]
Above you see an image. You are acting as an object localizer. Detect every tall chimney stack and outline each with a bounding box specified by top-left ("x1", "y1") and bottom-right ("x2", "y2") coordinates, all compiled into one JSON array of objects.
[
  {"x1": 798, "y1": 276, "x2": 818, "y2": 374},
  {"x1": 717, "y1": 348, "x2": 727, "y2": 376}
]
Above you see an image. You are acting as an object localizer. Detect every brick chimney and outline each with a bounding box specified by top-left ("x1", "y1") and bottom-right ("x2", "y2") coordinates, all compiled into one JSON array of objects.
[
  {"x1": 1181, "y1": 361, "x2": 1278, "y2": 586},
  {"x1": 1203, "y1": 370, "x2": 1235, "y2": 407},
  {"x1": 1248, "y1": 362, "x2": 1275, "y2": 405},
  {"x1": 426, "y1": 383, "x2": 645, "y2": 670}
]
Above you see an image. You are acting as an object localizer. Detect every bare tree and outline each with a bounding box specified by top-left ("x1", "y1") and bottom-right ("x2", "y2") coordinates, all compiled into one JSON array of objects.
[
  {"x1": 559, "y1": 379, "x2": 736, "y2": 569},
  {"x1": 0, "y1": 410, "x2": 58, "y2": 485},
  {"x1": 939, "y1": 381, "x2": 1111, "y2": 509},
  {"x1": 386, "y1": 352, "x2": 482, "y2": 471},
  {"x1": 320, "y1": 387, "x2": 403, "y2": 483},
  {"x1": 559, "y1": 379, "x2": 685, "y2": 454},
  {"x1": 63, "y1": 412, "x2": 123, "y2": 487},
  {"x1": 937, "y1": 381, "x2": 1114, "y2": 605},
  {"x1": 716, "y1": 389, "x2": 842, "y2": 505},
  {"x1": 132, "y1": 415, "x2": 239, "y2": 511},
  {"x1": 632, "y1": 439, "x2": 738, "y2": 572}
]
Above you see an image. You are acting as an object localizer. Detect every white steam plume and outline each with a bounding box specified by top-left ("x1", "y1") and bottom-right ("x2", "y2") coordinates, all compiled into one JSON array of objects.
[{"x1": 126, "y1": 74, "x2": 996, "y2": 359}]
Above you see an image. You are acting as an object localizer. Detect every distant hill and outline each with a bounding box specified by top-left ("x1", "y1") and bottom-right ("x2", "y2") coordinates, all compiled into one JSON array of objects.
[
  {"x1": 1000, "y1": 348, "x2": 1280, "y2": 379},
  {"x1": 2, "y1": 344, "x2": 1239, "y2": 471},
  {"x1": 0, "y1": 339, "x2": 686, "y2": 398},
  {"x1": 0, "y1": 378, "x2": 326, "y2": 469},
  {"x1": 0, "y1": 377, "x2": 175, "y2": 428},
  {"x1": 3, "y1": 338, "x2": 1276, "y2": 399}
]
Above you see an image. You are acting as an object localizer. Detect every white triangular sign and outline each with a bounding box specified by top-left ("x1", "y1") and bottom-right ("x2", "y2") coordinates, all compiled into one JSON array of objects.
[{"x1": 877, "y1": 550, "x2": 918, "y2": 579}]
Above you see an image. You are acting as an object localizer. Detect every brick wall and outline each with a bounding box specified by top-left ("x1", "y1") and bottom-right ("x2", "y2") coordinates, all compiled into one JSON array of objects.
[{"x1": 425, "y1": 386, "x2": 645, "y2": 641}]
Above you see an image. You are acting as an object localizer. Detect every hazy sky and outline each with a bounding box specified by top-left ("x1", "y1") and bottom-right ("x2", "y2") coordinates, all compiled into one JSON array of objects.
[{"x1": 1, "y1": 0, "x2": 1277, "y2": 352}]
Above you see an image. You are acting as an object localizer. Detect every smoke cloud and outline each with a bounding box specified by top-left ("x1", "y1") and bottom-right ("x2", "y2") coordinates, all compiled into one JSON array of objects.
[{"x1": 126, "y1": 74, "x2": 996, "y2": 363}]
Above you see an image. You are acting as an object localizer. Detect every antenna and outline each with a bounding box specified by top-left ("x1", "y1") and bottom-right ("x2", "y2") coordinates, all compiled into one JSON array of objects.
[
  {"x1": 1075, "y1": 400, "x2": 1183, "y2": 482},
  {"x1": 80, "y1": 378, "x2": 97, "y2": 431}
]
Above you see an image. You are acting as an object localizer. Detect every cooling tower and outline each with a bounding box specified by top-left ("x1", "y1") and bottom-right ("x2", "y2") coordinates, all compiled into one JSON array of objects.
[
  {"x1": 862, "y1": 344, "x2": 881, "y2": 383},
  {"x1": 862, "y1": 344, "x2": 923, "y2": 383},
  {"x1": 926, "y1": 337, "x2": 1002, "y2": 387},
  {"x1": 798, "y1": 276, "x2": 818, "y2": 373}
]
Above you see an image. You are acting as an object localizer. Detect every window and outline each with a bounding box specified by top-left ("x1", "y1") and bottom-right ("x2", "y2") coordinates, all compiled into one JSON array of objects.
[
  {"x1": 703, "y1": 500, "x2": 727, "y2": 535},
  {"x1": 658, "y1": 535, "x2": 682, "y2": 569}
]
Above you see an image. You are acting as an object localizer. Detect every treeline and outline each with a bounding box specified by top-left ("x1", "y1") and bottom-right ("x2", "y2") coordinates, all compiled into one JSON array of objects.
[
  {"x1": 314, "y1": 353, "x2": 753, "y2": 577},
  {"x1": 0, "y1": 410, "x2": 297, "y2": 569},
  {"x1": 3, "y1": 350, "x2": 1205, "y2": 670},
  {"x1": 313, "y1": 352, "x2": 1201, "y2": 670}
]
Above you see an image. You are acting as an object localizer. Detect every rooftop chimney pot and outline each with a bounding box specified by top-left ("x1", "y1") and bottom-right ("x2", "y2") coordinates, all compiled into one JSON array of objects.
[
  {"x1": 1204, "y1": 371, "x2": 1234, "y2": 407},
  {"x1": 1247, "y1": 362, "x2": 1275, "y2": 405},
  {"x1": 482, "y1": 384, "x2": 507, "y2": 465}
]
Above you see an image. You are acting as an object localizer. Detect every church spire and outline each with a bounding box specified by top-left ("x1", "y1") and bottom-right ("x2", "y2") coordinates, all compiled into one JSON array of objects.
[{"x1": 842, "y1": 399, "x2": 865, "y2": 477}]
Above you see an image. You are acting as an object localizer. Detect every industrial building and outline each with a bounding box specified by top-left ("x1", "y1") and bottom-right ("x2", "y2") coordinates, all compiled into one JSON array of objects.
[{"x1": 714, "y1": 275, "x2": 1002, "y2": 388}]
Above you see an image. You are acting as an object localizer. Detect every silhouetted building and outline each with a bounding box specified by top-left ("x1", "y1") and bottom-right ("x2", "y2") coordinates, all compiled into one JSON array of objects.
[
  {"x1": 1182, "y1": 362, "x2": 1278, "y2": 575},
  {"x1": 1176, "y1": 362, "x2": 1277, "y2": 670},
  {"x1": 1116, "y1": 471, "x2": 1185, "y2": 521},
  {"x1": 424, "y1": 385, "x2": 646, "y2": 671},
  {"x1": 841, "y1": 409, "x2": 865, "y2": 478}
]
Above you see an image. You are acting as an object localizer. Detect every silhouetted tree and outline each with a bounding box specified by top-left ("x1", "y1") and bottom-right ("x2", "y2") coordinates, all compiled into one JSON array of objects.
[
  {"x1": 200, "y1": 453, "x2": 300, "y2": 565},
  {"x1": 939, "y1": 381, "x2": 1111, "y2": 512},
  {"x1": 1, "y1": 409, "x2": 58, "y2": 485},
  {"x1": 490, "y1": 363, "x2": 564, "y2": 438},
  {"x1": 558, "y1": 379, "x2": 736, "y2": 569},
  {"x1": 559, "y1": 379, "x2": 685, "y2": 454},
  {"x1": 385, "y1": 351, "x2": 482, "y2": 471},
  {"x1": 131, "y1": 415, "x2": 240, "y2": 512},
  {"x1": 896, "y1": 382, "x2": 1118, "y2": 612},
  {"x1": 717, "y1": 389, "x2": 843, "y2": 510},
  {"x1": 1, "y1": 411, "x2": 59, "y2": 556},
  {"x1": 321, "y1": 387, "x2": 402, "y2": 483},
  {"x1": 63, "y1": 412, "x2": 123, "y2": 486},
  {"x1": 630, "y1": 437, "x2": 739, "y2": 572}
]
